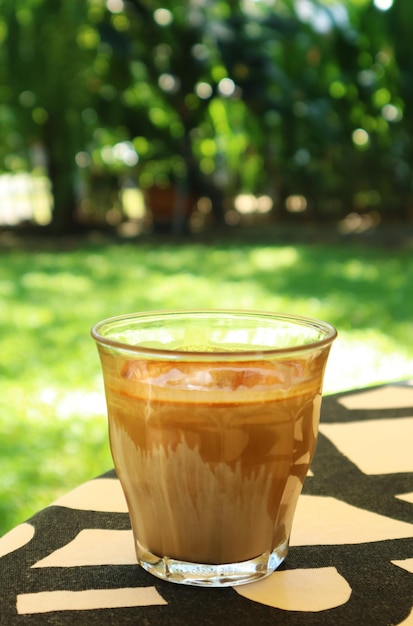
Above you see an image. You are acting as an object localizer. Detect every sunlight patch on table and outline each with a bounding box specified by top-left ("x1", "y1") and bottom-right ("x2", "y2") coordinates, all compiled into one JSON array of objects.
[
  {"x1": 0, "y1": 523, "x2": 34, "y2": 558},
  {"x1": 337, "y1": 385, "x2": 413, "y2": 410},
  {"x1": 395, "y1": 492, "x2": 413, "y2": 504},
  {"x1": 291, "y1": 495, "x2": 413, "y2": 545},
  {"x1": 319, "y1": 417, "x2": 413, "y2": 474},
  {"x1": 235, "y1": 567, "x2": 351, "y2": 612},
  {"x1": 17, "y1": 587, "x2": 167, "y2": 615},
  {"x1": 31, "y1": 529, "x2": 136, "y2": 568},
  {"x1": 51, "y1": 478, "x2": 128, "y2": 512},
  {"x1": 391, "y1": 558, "x2": 413, "y2": 574}
]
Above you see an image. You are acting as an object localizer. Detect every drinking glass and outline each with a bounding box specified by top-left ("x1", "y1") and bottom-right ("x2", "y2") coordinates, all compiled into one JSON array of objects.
[{"x1": 91, "y1": 310, "x2": 336, "y2": 587}]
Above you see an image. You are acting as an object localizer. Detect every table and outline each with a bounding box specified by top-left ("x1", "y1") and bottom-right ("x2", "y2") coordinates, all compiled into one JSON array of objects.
[{"x1": 1, "y1": 382, "x2": 412, "y2": 625}]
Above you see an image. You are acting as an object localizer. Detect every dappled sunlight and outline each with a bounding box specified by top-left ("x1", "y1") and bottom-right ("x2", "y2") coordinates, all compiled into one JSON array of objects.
[
  {"x1": 225, "y1": 194, "x2": 274, "y2": 226},
  {"x1": 1, "y1": 0, "x2": 412, "y2": 240},
  {"x1": 39, "y1": 388, "x2": 107, "y2": 421},
  {"x1": 234, "y1": 194, "x2": 273, "y2": 215},
  {"x1": 286, "y1": 195, "x2": 307, "y2": 214},
  {"x1": 21, "y1": 271, "x2": 93, "y2": 294},
  {"x1": 338, "y1": 211, "x2": 381, "y2": 235},
  {"x1": 324, "y1": 331, "x2": 412, "y2": 395},
  {"x1": 248, "y1": 247, "x2": 300, "y2": 271},
  {"x1": 1, "y1": 238, "x2": 413, "y2": 535},
  {"x1": 0, "y1": 174, "x2": 53, "y2": 227}
]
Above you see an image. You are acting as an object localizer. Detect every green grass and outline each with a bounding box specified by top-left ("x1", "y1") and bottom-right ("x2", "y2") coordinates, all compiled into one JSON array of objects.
[{"x1": 1, "y1": 231, "x2": 412, "y2": 536}]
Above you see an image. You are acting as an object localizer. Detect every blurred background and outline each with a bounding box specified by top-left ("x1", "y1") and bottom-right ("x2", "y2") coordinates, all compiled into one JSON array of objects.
[
  {"x1": 1, "y1": 0, "x2": 413, "y2": 235},
  {"x1": 1, "y1": 0, "x2": 412, "y2": 536}
]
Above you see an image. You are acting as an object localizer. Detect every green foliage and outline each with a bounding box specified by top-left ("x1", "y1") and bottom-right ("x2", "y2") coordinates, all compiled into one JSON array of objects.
[
  {"x1": 0, "y1": 0, "x2": 413, "y2": 230},
  {"x1": 1, "y1": 234, "x2": 412, "y2": 536}
]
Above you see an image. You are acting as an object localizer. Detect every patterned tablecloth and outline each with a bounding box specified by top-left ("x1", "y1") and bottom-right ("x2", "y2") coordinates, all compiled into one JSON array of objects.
[{"x1": 1, "y1": 382, "x2": 412, "y2": 625}]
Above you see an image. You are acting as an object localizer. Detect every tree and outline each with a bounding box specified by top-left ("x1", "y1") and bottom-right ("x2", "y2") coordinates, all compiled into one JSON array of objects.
[
  {"x1": 1, "y1": 0, "x2": 102, "y2": 231},
  {"x1": 0, "y1": 0, "x2": 411, "y2": 232}
]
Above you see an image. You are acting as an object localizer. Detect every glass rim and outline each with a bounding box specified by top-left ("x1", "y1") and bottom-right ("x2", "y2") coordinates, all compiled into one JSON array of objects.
[{"x1": 91, "y1": 309, "x2": 337, "y2": 358}]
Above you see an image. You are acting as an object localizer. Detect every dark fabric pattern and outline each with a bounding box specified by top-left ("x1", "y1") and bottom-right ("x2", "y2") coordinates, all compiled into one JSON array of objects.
[{"x1": 0, "y1": 382, "x2": 412, "y2": 625}]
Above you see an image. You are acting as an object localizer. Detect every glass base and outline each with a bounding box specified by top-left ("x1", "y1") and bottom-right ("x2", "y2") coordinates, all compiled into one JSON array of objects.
[{"x1": 137, "y1": 540, "x2": 289, "y2": 587}]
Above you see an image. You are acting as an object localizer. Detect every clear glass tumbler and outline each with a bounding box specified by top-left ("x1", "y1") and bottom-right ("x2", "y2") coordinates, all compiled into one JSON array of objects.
[{"x1": 91, "y1": 310, "x2": 336, "y2": 587}]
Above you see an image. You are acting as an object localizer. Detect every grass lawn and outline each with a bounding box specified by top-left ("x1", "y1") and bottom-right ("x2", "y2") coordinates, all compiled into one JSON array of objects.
[{"x1": 1, "y1": 229, "x2": 412, "y2": 536}]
